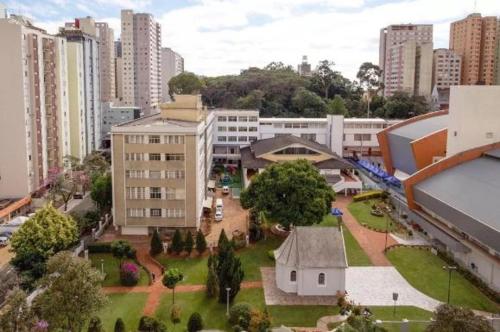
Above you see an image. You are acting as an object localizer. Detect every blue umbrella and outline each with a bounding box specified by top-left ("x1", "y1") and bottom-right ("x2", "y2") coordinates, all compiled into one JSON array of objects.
[{"x1": 331, "y1": 208, "x2": 343, "y2": 216}]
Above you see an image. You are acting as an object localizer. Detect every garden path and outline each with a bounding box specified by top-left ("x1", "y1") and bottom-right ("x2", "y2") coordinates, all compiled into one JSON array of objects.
[{"x1": 333, "y1": 196, "x2": 397, "y2": 266}]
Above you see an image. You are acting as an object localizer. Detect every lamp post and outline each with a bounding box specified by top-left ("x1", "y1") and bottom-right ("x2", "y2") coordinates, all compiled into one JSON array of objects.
[
  {"x1": 443, "y1": 265, "x2": 457, "y2": 304},
  {"x1": 226, "y1": 287, "x2": 231, "y2": 316},
  {"x1": 392, "y1": 292, "x2": 399, "y2": 316},
  {"x1": 100, "y1": 259, "x2": 104, "y2": 275}
]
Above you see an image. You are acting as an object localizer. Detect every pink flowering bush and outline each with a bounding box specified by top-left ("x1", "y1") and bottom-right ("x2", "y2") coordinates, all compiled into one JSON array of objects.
[{"x1": 120, "y1": 262, "x2": 140, "y2": 286}]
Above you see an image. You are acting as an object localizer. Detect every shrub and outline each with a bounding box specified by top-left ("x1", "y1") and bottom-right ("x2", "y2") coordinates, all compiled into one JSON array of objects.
[
  {"x1": 267, "y1": 250, "x2": 275, "y2": 261},
  {"x1": 352, "y1": 191, "x2": 383, "y2": 202},
  {"x1": 87, "y1": 242, "x2": 112, "y2": 253},
  {"x1": 138, "y1": 316, "x2": 167, "y2": 332},
  {"x1": 114, "y1": 318, "x2": 125, "y2": 332},
  {"x1": 249, "y1": 308, "x2": 271, "y2": 332},
  {"x1": 150, "y1": 230, "x2": 163, "y2": 256},
  {"x1": 171, "y1": 304, "x2": 182, "y2": 325},
  {"x1": 195, "y1": 230, "x2": 207, "y2": 254},
  {"x1": 206, "y1": 255, "x2": 218, "y2": 298},
  {"x1": 120, "y1": 262, "x2": 140, "y2": 286},
  {"x1": 111, "y1": 240, "x2": 136, "y2": 261},
  {"x1": 187, "y1": 312, "x2": 204, "y2": 332},
  {"x1": 88, "y1": 316, "x2": 104, "y2": 332},
  {"x1": 171, "y1": 229, "x2": 184, "y2": 254},
  {"x1": 229, "y1": 303, "x2": 252, "y2": 329}
]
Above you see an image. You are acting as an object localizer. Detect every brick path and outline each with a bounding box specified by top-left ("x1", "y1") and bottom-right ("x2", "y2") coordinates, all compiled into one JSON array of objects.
[{"x1": 333, "y1": 196, "x2": 397, "y2": 266}]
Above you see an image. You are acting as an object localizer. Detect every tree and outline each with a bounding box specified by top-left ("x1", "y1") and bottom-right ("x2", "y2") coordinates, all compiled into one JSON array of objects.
[
  {"x1": 171, "y1": 229, "x2": 184, "y2": 254},
  {"x1": 206, "y1": 255, "x2": 218, "y2": 298},
  {"x1": 170, "y1": 304, "x2": 181, "y2": 330},
  {"x1": 82, "y1": 151, "x2": 109, "y2": 177},
  {"x1": 138, "y1": 316, "x2": 167, "y2": 332},
  {"x1": 249, "y1": 308, "x2": 271, "y2": 332},
  {"x1": 291, "y1": 88, "x2": 328, "y2": 117},
  {"x1": 216, "y1": 240, "x2": 244, "y2": 303},
  {"x1": 168, "y1": 72, "x2": 203, "y2": 97},
  {"x1": 218, "y1": 229, "x2": 229, "y2": 248},
  {"x1": 426, "y1": 304, "x2": 493, "y2": 332},
  {"x1": 114, "y1": 318, "x2": 126, "y2": 332},
  {"x1": 184, "y1": 230, "x2": 194, "y2": 255},
  {"x1": 87, "y1": 316, "x2": 104, "y2": 332},
  {"x1": 383, "y1": 91, "x2": 430, "y2": 119},
  {"x1": 0, "y1": 288, "x2": 35, "y2": 332},
  {"x1": 10, "y1": 203, "x2": 78, "y2": 283},
  {"x1": 33, "y1": 252, "x2": 107, "y2": 332},
  {"x1": 240, "y1": 160, "x2": 335, "y2": 229},
  {"x1": 150, "y1": 229, "x2": 163, "y2": 256},
  {"x1": 312, "y1": 60, "x2": 336, "y2": 99},
  {"x1": 195, "y1": 230, "x2": 207, "y2": 255},
  {"x1": 162, "y1": 268, "x2": 184, "y2": 304},
  {"x1": 228, "y1": 303, "x2": 252, "y2": 330},
  {"x1": 356, "y1": 62, "x2": 383, "y2": 116},
  {"x1": 187, "y1": 312, "x2": 204, "y2": 332},
  {"x1": 110, "y1": 240, "x2": 135, "y2": 265},
  {"x1": 90, "y1": 174, "x2": 112, "y2": 212},
  {"x1": 327, "y1": 95, "x2": 348, "y2": 115}
]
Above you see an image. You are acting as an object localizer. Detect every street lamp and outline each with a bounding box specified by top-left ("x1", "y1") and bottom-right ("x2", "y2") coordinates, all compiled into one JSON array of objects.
[
  {"x1": 443, "y1": 265, "x2": 457, "y2": 304},
  {"x1": 100, "y1": 259, "x2": 104, "y2": 275},
  {"x1": 392, "y1": 292, "x2": 399, "y2": 316},
  {"x1": 226, "y1": 287, "x2": 231, "y2": 316}
]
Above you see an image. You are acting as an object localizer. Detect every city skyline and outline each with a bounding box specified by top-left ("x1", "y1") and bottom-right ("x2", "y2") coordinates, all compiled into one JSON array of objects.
[{"x1": 5, "y1": 0, "x2": 500, "y2": 80}]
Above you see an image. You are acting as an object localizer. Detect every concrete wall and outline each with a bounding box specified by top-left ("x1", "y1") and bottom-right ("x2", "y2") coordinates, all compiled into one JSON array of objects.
[
  {"x1": 447, "y1": 86, "x2": 500, "y2": 156},
  {"x1": 411, "y1": 129, "x2": 447, "y2": 170},
  {"x1": 297, "y1": 267, "x2": 345, "y2": 296},
  {"x1": 275, "y1": 263, "x2": 298, "y2": 293}
]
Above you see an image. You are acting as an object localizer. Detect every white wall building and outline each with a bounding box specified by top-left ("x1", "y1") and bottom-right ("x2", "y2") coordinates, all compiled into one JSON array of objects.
[{"x1": 161, "y1": 47, "x2": 184, "y2": 102}]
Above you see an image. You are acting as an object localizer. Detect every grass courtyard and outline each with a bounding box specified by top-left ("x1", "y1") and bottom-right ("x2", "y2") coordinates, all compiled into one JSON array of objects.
[
  {"x1": 387, "y1": 247, "x2": 499, "y2": 313},
  {"x1": 90, "y1": 253, "x2": 150, "y2": 287},
  {"x1": 96, "y1": 293, "x2": 149, "y2": 331},
  {"x1": 348, "y1": 199, "x2": 396, "y2": 232}
]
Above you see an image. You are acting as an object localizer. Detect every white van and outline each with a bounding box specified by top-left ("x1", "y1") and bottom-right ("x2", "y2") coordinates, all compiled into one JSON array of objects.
[
  {"x1": 216, "y1": 198, "x2": 223, "y2": 209},
  {"x1": 215, "y1": 209, "x2": 223, "y2": 222}
]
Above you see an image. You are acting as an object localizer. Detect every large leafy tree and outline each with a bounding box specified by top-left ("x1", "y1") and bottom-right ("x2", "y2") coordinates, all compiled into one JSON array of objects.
[
  {"x1": 168, "y1": 72, "x2": 203, "y2": 97},
  {"x1": 90, "y1": 174, "x2": 112, "y2": 212},
  {"x1": 426, "y1": 304, "x2": 493, "y2": 332},
  {"x1": 383, "y1": 91, "x2": 430, "y2": 119},
  {"x1": 33, "y1": 252, "x2": 107, "y2": 332},
  {"x1": 241, "y1": 160, "x2": 335, "y2": 229},
  {"x1": 356, "y1": 62, "x2": 383, "y2": 117},
  {"x1": 327, "y1": 95, "x2": 348, "y2": 115},
  {"x1": 10, "y1": 203, "x2": 78, "y2": 278},
  {"x1": 291, "y1": 88, "x2": 328, "y2": 117},
  {"x1": 311, "y1": 60, "x2": 337, "y2": 99},
  {"x1": 0, "y1": 288, "x2": 35, "y2": 332}
]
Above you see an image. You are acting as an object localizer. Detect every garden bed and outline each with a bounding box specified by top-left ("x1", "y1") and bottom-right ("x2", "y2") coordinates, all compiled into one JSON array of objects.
[{"x1": 89, "y1": 253, "x2": 149, "y2": 287}]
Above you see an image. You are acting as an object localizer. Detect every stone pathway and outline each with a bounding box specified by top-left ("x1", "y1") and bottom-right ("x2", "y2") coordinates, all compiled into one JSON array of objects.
[
  {"x1": 345, "y1": 267, "x2": 441, "y2": 312},
  {"x1": 333, "y1": 196, "x2": 397, "y2": 266}
]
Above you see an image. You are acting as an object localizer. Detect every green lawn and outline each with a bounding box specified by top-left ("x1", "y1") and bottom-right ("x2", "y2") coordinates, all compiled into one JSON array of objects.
[
  {"x1": 155, "y1": 288, "x2": 338, "y2": 330},
  {"x1": 387, "y1": 247, "x2": 499, "y2": 313},
  {"x1": 317, "y1": 214, "x2": 372, "y2": 266},
  {"x1": 96, "y1": 293, "x2": 148, "y2": 332},
  {"x1": 370, "y1": 306, "x2": 432, "y2": 332},
  {"x1": 156, "y1": 236, "x2": 283, "y2": 285},
  {"x1": 90, "y1": 253, "x2": 150, "y2": 287},
  {"x1": 348, "y1": 199, "x2": 396, "y2": 232}
]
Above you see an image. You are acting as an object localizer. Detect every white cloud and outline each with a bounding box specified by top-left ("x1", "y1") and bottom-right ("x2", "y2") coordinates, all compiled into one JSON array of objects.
[{"x1": 158, "y1": 0, "x2": 500, "y2": 79}]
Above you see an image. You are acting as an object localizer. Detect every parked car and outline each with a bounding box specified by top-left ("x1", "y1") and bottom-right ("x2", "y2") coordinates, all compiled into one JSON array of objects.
[
  {"x1": 73, "y1": 192, "x2": 84, "y2": 199},
  {"x1": 222, "y1": 185, "x2": 230, "y2": 195},
  {"x1": 216, "y1": 198, "x2": 223, "y2": 209},
  {"x1": 0, "y1": 231, "x2": 13, "y2": 239},
  {"x1": 215, "y1": 209, "x2": 223, "y2": 222},
  {"x1": 0, "y1": 236, "x2": 9, "y2": 247}
]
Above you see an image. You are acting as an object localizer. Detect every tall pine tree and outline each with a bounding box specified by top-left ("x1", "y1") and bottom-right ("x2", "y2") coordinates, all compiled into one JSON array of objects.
[
  {"x1": 171, "y1": 229, "x2": 184, "y2": 254},
  {"x1": 195, "y1": 230, "x2": 207, "y2": 255},
  {"x1": 184, "y1": 231, "x2": 194, "y2": 255},
  {"x1": 150, "y1": 230, "x2": 163, "y2": 256},
  {"x1": 216, "y1": 232, "x2": 244, "y2": 303}
]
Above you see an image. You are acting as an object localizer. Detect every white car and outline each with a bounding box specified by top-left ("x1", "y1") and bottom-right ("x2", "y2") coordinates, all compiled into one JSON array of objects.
[
  {"x1": 0, "y1": 236, "x2": 8, "y2": 247},
  {"x1": 222, "y1": 185, "x2": 230, "y2": 194},
  {"x1": 215, "y1": 209, "x2": 223, "y2": 222}
]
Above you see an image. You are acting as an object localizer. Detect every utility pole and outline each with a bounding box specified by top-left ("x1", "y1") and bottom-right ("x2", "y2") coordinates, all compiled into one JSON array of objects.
[{"x1": 443, "y1": 265, "x2": 457, "y2": 304}]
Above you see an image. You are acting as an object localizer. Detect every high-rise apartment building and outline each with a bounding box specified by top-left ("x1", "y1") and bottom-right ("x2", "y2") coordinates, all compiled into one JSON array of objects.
[
  {"x1": 379, "y1": 24, "x2": 433, "y2": 98},
  {"x1": 450, "y1": 13, "x2": 499, "y2": 85},
  {"x1": 96, "y1": 22, "x2": 115, "y2": 102},
  {"x1": 161, "y1": 47, "x2": 184, "y2": 102},
  {"x1": 60, "y1": 18, "x2": 102, "y2": 158},
  {"x1": 432, "y1": 48, "x2": 462, "y2": 89},
  {"x1": 297, "y1": 55, "x2": 312, "y2": 77},
  {"x1": 0, "y1": 15, "x2": 70, "y2": 198},
  {"x1": 120, "y1": 10, "x2": 162, "y2": 116},
  {"x1": 111, "y1": 95, "x2": 214, "y2": 235},
  {"x1": 494, "y1": 19, "x2": 500, "y2": 85}
]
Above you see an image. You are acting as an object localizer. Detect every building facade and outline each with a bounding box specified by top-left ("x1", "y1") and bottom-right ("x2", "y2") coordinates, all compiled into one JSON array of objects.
[
  {"x1": 161, "y1": 47, "x2": 184, "y2": 102},
  {"x1": 379, "y1": 24, "x2": 433, "y2": 98},
  {"x1": 450, "y1": 14, "x2": 499, "y2": 85},
  {"x1": 297, "y1": 55, "x2": 312, "y2": 77},
  {"x1": 96, "y1": 22, "x2": 115, "y2": 102},
  {"x1": 432, "y1": 48, "x2": 461, "y2": 89},
  {"x1": 0, "y1": 15, "x2": 70, "y2": 198},
  {"x1": 111, "y1": 95, "x2": 214, "y2": 235},
  {"x1": 120, "y1": 10, "x2": 162, "y2": 116}
]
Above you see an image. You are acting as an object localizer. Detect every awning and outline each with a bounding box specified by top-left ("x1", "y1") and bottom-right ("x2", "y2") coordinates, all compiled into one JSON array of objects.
[
  {"x1": 203, "y1": 196, "x2": 213, "y2": 210},
  {"x1": 207, "y1": 180, "x2": 216, "y2": 190}
]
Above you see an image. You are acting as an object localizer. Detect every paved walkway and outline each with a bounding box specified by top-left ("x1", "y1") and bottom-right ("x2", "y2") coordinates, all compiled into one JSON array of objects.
[
  {"x1": 345, "y1": 267, "x2": 441, "y2": 312},
  {"x1": 333, "y1": 196, "x2": 397, "y2": 266},
  {"x1": 390, "y1": 233, "x2": 429, "y2": 246}
]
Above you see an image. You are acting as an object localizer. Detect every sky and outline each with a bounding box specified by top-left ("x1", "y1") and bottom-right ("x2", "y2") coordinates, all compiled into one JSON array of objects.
[{"x1": 4, "y1": 0, "x2": 500, "y2": 80}]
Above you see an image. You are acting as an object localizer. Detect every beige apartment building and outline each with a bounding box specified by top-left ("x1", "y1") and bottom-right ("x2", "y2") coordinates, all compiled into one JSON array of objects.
[
  {"x1": 432, "y1": 48, "x2": 462, "y2": 89},
  {"x1": 121, "y1": 10, "x2": 162, "y2": 116},
  {"x1": 450, "y1": 13, "x2": 499, "y2": 85},
  {"x1": 111, "y1": 95, "x2": 214, "y2": 235},
  {"x1": 379, "y1": 24, "x2": 433, "y2": 98},
  {"x1": 0, "y1": 15, "x2": 70, "y2": 198},
  {"x1": 96, "y1": 22, "x2": 115, "y2": 102}
]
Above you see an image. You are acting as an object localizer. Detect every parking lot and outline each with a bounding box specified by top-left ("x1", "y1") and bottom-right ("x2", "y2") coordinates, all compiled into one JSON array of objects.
[{"x1": 205, "y1": 188, "x2": 249, "y2": 245}]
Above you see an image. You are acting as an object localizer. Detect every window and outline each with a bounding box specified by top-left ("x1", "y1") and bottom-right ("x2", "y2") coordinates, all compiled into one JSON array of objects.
[
  {"x1": 228, "y1": 136, "x2": 237, "y2": 142},
  {"x1": 249, "y1": 116, "x2": 258, "y2": 122},
  {"x1": 149, "y1": 170, "x2": 161, "y2": 179},
  {"x1": 150, "y1": 208, "x2": 162, "y2": 217},
  {"x1": 218, "y1": 116, "x2": 227, "y2": 122},
  {"x1": 238, "y1": 126, "x2": 248, "y2": 132},
  {"x1": 126, "y1": 170, "x2": 145, "y2": 178},
  {"x1": 238, "y1": 136, "x2": 248, "y2": 142},
  {"x1": 125, "y1": 153, "x2": 143, "y2": 161},
  {"x1": 150, "y1": 187, "x2": 161, "y2": 199},
  {"x1": 290, "y1": 270, "x2": 297, "y2": 282},
  {"x1": 166, "y1": 154, "x2": 184, "y2": 161},
  {"x1": 318, "y1": 273, "x2": 325, "y2": 285},
  {"x1": 126, "y1": 187, "x2": 145, "y2": 199},
  {"x1": 273, "y1": 147, "x2": 319, "y2": 155},
  {"x1": 301, "y1": 133, "x2": 316, "y2": 142},
  {"x1": 228, "y1": 126, "x2": 237, "y2": 132},
  {"x1": 149, "y1": 153, "x2": 161, "y2": 161},
  {"x1": 126, "y1": 135, "x2": 144, "y2": 144},
  {"x1": 218, "y1": 126, "x2": 227, "y2": 132},
  {"x1": 228, "y1": 116, "x2": 237, "y2": 122},
  {"x1": 218, "y1": 136, "x2": 227, "y2": 142},
  {"x1": 166, "y1": 208, "x2": 185, "y2": 218},
  {"x1": 238, "y1": 116, "x2": 248, "y2": 122},
  {"x1": 127, "y1": 208, "x2": 145, "y2": 217},
  {"x1": 249, "y1": 127, "x2": 258, "y2": 132},
  {"x1": 249, "y1": 136, "x2": 258, "y2": 142},
  {"x1": 354, "y1": 134, "x2": 371, "y2": 141},
  {"x1": 164, "y1": 135, "x2": 184, "y2": 144},
  {"x1": 165, "y1": 188, "x2": 175, "y2": 199},
  {"x1": 149, "y1": 135, "x2": 160, "y2": 144}
]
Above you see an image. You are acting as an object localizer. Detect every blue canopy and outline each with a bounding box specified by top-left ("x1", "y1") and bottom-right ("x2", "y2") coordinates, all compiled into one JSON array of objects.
[{"x1": 331, "y1": 207, "x2": 343, "y2": 216}]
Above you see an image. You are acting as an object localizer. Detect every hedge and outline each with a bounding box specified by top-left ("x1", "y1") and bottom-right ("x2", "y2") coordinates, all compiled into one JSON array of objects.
[
  {"x1": 87, "y1": 242, "x2": 112, "y2": 253},
  {"x1": 352, "y1": 190, "x2": 383, "y2": 202}
]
